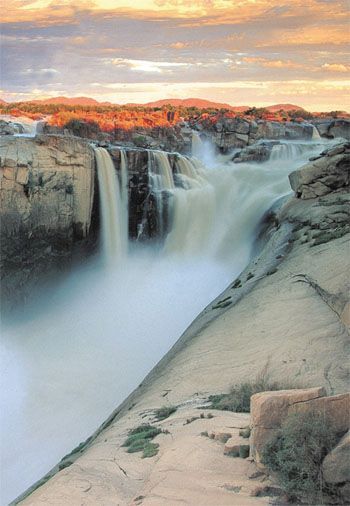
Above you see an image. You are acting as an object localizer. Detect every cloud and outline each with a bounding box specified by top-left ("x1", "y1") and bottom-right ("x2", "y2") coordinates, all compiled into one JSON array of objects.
[
  {"x1": 322, "y1": 63, "x2": 350, "y2": 73},
  {"x1": 109, "y1": 58, "x2": 188, "y2": 73},
  {"x1": 242, "y1": 57, "x2": 303, "y2": 70},
  {"x1": 1, "y1": 0, "x2": 349, "y2": 110}
]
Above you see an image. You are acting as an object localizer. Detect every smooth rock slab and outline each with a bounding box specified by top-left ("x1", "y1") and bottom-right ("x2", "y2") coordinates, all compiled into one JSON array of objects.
[{"x1": 322, "y1": 431, "x2": 350, "y2": 484}]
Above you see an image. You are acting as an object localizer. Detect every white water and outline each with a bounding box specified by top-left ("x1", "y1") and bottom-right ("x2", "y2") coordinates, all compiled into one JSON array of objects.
[
  {"x1": 0, "y1": 137, "x2": 332, "y2": 505},
  {"x1": 0, "y1": 115, "x2": 43, "y2": 137},
  {"x1": 120, "y1": 149, "x2": 129, "y2": 248},
  {"x1": 95, "y1": 147, "x2": 127, "y2": 263},
  {"x1": 269, "y1": 141, "x2": 319, "y2": 161}
]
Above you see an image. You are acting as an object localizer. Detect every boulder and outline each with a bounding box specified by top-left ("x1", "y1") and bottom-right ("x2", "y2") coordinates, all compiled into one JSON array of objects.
[
  {"x1": 222, "y1": 117, "x2": 250, "y2": 135},
  {"x1": 256, "y1": 121, "x2": 314, "y2": 141},
  {"x1": 289, "y1": 141, "x2": 350, "y2": 199},
  {"x1": 251, "y1": 389, "x2": 350, "y2": 465},
  {"x1": 322, "y1": 431, "x2": 350, "y2": 484},
  {"x1": 0, "y1": 119, "x2": 24, "y2": 135},
  {"x1": 233, "y1": 142, "x2": 278, "y2": 163},
  {"x1": 224, "y1": 435, "x2": 250, "y2": 456},
  {"x1": 289, "y1": 393, "x2": 350, "y2": 435},
  {"x1": 329, "y1": 119, "x2": 350, "y2": 140},
  {"x1": 250, "y1": 387, "x2": 326, "y2": 463}
]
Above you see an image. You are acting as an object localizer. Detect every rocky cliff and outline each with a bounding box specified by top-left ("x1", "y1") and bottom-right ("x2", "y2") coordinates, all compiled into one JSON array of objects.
[{"x1": 0, "y1": 135, "x2": 96, "y2": 311}]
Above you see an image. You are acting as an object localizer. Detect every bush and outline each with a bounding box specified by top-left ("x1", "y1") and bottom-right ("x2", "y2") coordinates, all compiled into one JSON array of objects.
[
  {"x1": 208, "y1": 381, "x2": 279, "y2": 413},
  {"x1": 239, "y1": 427, "x2": 251, "y2": 439},
  {"x1": 142, "y1": 442, "x2": 159, "y2": 458},
  {"x1": 154, "y1": 405, "x2": 177, "y2": 421},
  {"x1": 261, "y1": 411, "x2": 339, "y2": 504},
  {"x1": 123, "y1": 424, "x2": 162, "y2": 458},
  {"x1": 207, "y1": 365, "x2": 295, "y2": 413}
]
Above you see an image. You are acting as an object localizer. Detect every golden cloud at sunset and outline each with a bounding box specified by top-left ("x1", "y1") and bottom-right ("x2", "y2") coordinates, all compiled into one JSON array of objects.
[{"x1": 2, "y1": 0, "x2": 349, "y2": 109}]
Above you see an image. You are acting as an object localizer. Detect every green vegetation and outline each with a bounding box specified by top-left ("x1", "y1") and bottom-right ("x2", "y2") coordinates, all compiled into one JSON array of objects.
[
  {"x1": 239, "y1": 445, "x2": 250, "y2": 458},
  {"x1": 154, "y1": 405, "x2": 177, "y2": 421},
  {"x1": 133, "y1": 135, "x2": 147, "y2": 147},
  {"x1": 206, "y1": 366, "x2": 293, "y2": 413},
  {"x1": 231, "y1": 278, "x2": 242, "y2": 289},
  {"x1": 212, "y1": 296, "x2": 232, "y2": 310},
  {"x1": 123, "y1": 424, "x2": 162, "y2": 458},
  {"x1": 239, "y1": 427, "x2": 251, "y2": 439},
  {"x1": 261, "y1": 411, "x2": 339, "y2": 504},
  {"x1": 227, "y1": 449, "x2": 240, "y2": 457},
  {"x1": 142, "y1": 442, "x2": 159, "y2": 458}
]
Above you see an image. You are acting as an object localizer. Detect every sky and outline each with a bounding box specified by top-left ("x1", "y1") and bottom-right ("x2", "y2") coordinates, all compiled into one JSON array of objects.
[{"x1": 1, "y1": 0, "x2": 349, "y2": 110}]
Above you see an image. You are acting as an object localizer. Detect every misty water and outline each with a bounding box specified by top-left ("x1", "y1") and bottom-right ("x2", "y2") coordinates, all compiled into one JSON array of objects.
[{"x1": 0, "y1": 137, "x2": 330, "y2": 505}]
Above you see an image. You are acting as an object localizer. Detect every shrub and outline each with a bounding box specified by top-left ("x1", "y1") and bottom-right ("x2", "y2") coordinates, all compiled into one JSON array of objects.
[
  {"x1": 123, "y1": 425, "x2": 161, "y2": 447},
  {"x1": 154, "y1": 405, "x2": 177, "y2": 421},
  {"x1": 239, "y1": 445, "x2": 250, "y2": 458},
  {"x1": 207, "y1": 365, "x2": 294, "y2": 413},
  {"x1": 142, "y1": 442, "x2": 159, "y2": 458},
  {"x1": 261, "y1": 411, "x2": 339, "y2": 504},
  {"x1": 123, "y1": 424, "x2": 162, "y2": 458},
  {"x1": 239, "y1": 427, "x2": 251, "y2": 439}
]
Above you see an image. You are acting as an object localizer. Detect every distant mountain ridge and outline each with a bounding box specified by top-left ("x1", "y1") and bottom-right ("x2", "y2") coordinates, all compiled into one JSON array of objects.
[
  {"x1": 0, "y1": 96, "x2": 307, "y2": 112},
  {"x1": 137, "y1": 98, "x2": 249, "y2": 111}
]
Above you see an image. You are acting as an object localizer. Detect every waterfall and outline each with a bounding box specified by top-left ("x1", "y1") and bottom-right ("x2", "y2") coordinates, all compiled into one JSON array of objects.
[
  {"x1": 164, "y1": 156, "x2": 215, "y2": 254},
  {"x1": 95, "y1": 147, "x2": 127, "y2": 264},
  {"x1": 269, "y1": 142, "x2": 319, "y2": 161},
  {"x1": 120, "y1": 149, "x2": 129, "y2": 250},
  {"x1": 146, "y1": 150, "x2": 215, "y2": 252},
  {"x1": 312, "y1": 125, "x2": 321, "y2": 140},
  {"x1": 147, "y1": 150, "x2": 175, "y2": 237},
  {"x1": 191, "y1": 131, "x2": 203, "y2": 158}
]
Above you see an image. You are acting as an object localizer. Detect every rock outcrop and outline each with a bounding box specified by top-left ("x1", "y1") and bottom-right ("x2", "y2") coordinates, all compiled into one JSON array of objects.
[
  {"x1": 194, "y1": 119, "x2": 320, "y2": 153},
  {"x1": 0, "y1": 119, "x2": 25, "y2": 135},
  {"x1": 250, "y1": 389, "x2": 349, "y2": 464},
  {"x1": 0, "y1": 135, "x2": 96, "y2": 311},
  {"x1": 250, "y1": 389, "x2": 350, "y2": 503},
  {"x1": 250, "y1": 388, "x2": 327, "y2": 464},
  {"x1": 322, "y1": 431, "x2": 350, "y2": 485},
  {"x1": 313, "y1": 119, "x2": 350, "y2": 140},
  {"x1": 232, "y1": 141, "x2": 279, "y2": 163},
  {"x1": 289, "y1": 141, "x2": 350, "y2": 199}
]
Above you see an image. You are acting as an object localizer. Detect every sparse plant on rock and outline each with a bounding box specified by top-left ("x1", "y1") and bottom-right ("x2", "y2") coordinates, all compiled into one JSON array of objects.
[
  {"x1": 154, "y1": 405, "x2": 177, "y2": 421},
  {"x1": 207, "y1": 364, "x2": 296, "y2": 413},
  {"x1": 123, "y1": 423, "x2": 163, "y2": 458},
  {"x1": 261, "y1": 411, "x2": 340, "y2": 504}
]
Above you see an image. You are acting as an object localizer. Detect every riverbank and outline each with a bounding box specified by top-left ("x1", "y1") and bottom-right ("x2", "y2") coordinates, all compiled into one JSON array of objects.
[{"x1": 15, "y1": 142, "x2": 349, "y2": 505}]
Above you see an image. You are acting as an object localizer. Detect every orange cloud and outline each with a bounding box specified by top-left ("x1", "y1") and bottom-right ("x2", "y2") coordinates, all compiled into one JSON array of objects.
[
  {"x1": 322, "y1": 63, "x2": 350, "y2": 73},
  {"x1": 243, "y1": 57, "x2": 303, "y2": 70}
]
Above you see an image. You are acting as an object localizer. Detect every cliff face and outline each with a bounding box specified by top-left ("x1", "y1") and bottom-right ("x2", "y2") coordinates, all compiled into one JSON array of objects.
[
  {"x1": 193, "y1": 118, "x2": 318, "y2": 152},
  {"x1": 0, "y1": 135, "x2": 96, "y2": 311}
]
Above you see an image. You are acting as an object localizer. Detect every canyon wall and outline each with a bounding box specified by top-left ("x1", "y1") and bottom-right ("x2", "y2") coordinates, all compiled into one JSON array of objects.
[{"x1": 0, "y1": 135, "x2": 96, "y2": 310}]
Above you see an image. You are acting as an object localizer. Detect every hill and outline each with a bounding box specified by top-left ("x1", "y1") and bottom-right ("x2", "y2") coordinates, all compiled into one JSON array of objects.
[
  {"x1": 30, "y1": 96, "x2": 104, "y2": 106},
  {"x1": 264, "y1": 103, "x2": 305, "y2": 113},
  {"x1": 140, "y1": 98, "x2": 249, "y2": 112}
]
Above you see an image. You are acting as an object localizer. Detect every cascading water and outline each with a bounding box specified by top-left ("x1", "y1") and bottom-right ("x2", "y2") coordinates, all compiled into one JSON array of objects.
[
  {"x1": 120, "y1": 149, "x2": 129, "y2": 250},
  {"x1": 147, "y1": 150, "x2": 175, "y2": 237},
  {"x1": 312, "y1": 125, "x2": 321, "y2": 140},
  {"x1": 164, "y1": 156, "x2": 216, "y2": 254},
  {"x1": 191, "y1": 131, "x2": 202, "y2": 158},
  {"x1": 95, "y1": 147, "x2": 128, "y2": 263},
  {"x1": 1, "y1": 135, "x2": 334, "y2": 506},
  {"x1": 269, "y1": 141, "x2": 323, "y2": 161}
]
